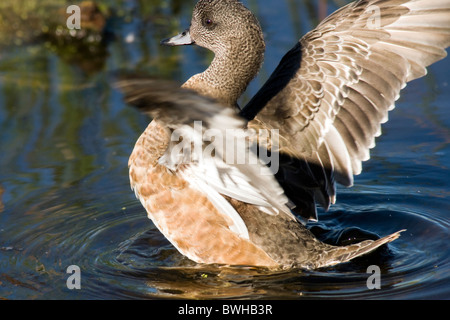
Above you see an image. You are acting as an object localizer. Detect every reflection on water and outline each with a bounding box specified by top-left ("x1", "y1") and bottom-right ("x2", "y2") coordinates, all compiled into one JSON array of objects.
[{"x1": 0, "y1": 0, "x2": 449, "y2": 299}]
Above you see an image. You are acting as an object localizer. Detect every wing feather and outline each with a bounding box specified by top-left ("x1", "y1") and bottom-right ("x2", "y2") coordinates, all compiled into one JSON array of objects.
[
  {"x1": 241, "y1": 0, "x2": 450, "y2": 220},
  {"x1": 116, "y1": 77, "x2": 297, "y2": 240}
]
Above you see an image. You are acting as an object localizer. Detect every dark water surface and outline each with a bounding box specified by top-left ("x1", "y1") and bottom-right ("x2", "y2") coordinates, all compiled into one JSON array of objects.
[{"x1": 0, "y1": 0, "x2": 449, "y2": 299}]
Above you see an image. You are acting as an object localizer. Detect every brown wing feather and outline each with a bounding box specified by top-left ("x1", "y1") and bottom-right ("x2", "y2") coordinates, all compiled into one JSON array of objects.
[{"x1": 242, "y1": 0, "x2": 450, "y2": 219}]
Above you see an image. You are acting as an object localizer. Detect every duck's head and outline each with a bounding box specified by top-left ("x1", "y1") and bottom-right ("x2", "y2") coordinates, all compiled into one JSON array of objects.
[
  {"x1": 163, "y1": 0, "x2": 264, "y2": 55},
  {"x1": 161, "y1": 0, "x2": 265, "y2": 107}
]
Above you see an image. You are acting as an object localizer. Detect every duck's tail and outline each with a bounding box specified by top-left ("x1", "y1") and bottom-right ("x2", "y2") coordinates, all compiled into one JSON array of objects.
[{"x1": 314, "y1": 229, "x2": 406, "y2": 269}]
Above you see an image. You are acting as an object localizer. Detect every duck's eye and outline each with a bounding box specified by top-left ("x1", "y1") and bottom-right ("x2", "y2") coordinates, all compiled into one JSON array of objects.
[{"x1": 205, "y1": 18, "x2": 213, "y2": 26}]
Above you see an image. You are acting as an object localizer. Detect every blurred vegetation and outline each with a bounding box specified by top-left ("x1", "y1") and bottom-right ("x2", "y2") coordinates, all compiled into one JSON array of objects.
[
  {"x1": 0, "y1": 0, "x2": 197, "y2": 201},
  {"x1": 0, "y1": 0, "x2": 62, "y2": 46}
]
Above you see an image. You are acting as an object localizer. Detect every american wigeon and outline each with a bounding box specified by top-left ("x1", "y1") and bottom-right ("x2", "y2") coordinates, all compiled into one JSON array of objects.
[{"x1": 117, "y1": 0, "x2": 450, "y2": 269}]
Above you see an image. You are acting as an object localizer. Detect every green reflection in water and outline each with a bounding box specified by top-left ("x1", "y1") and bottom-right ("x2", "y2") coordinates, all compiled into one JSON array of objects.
[{"x1": 0, "y1": 0, "x2": 448, "y2": 299}]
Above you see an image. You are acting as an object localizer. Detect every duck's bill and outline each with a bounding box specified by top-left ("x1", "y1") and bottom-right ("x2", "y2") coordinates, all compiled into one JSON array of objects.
[{"x1": 160, "y1": 29, "x2": 194, "y2": 46}]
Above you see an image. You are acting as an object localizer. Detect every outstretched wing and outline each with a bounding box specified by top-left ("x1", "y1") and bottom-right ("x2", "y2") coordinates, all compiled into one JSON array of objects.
[
  {"x1": 241, "y1": 0, "x2": 450, "y2": 220},
  {"x1": 116, "y1": 76, "x2": 243, "y2": 131},
  {"x1": 116, "y1": 76, "x2": 297, "y2": 230}
]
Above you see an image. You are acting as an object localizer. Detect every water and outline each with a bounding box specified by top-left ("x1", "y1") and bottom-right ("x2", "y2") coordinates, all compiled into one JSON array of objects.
[{"x1": 0, "y1": 0, "x2": 449, "y2": 300}]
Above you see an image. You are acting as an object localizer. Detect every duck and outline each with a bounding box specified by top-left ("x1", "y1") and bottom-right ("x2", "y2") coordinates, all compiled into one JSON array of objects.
[{"x1": 117, "y1": 0, "x2": 450, "y2": 269}]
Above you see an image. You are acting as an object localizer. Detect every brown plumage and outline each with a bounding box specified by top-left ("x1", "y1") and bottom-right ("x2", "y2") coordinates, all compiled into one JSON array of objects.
[
  {"x1": 118, "y1": 0, "x2": 450, "y2": 269},
  {"x1": 128, "y1": 121, "x2": 279, "y2": 267}
]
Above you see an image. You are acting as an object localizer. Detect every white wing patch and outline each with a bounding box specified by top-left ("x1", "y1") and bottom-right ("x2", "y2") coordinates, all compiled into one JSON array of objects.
[
  {"x1": 181, "y1": 165, "x2": 250, "y2": 240},
  {"x1": 180, "y1": 149, "x2": 296, "y2": 239},
  {"x1": 154, "y1": 106, "x2": 296, "y2": 239}
]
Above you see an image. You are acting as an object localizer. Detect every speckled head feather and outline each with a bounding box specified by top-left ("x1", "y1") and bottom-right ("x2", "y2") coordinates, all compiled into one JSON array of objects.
[
  {"x1": 182, "y1": 0, "x2": 265, "y2": 107},
  {"x1": 191, "y1": 0, "x2": 262, "y2": 51}
]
